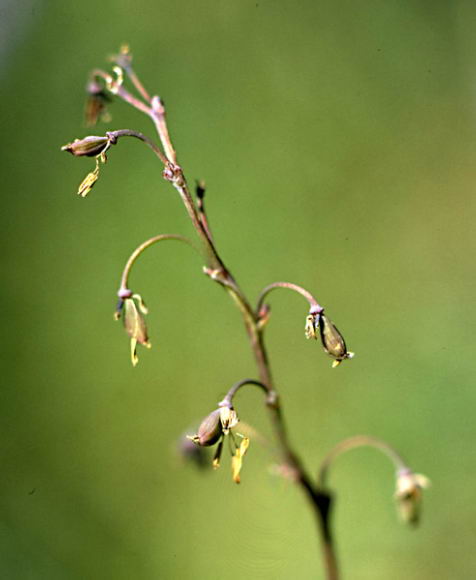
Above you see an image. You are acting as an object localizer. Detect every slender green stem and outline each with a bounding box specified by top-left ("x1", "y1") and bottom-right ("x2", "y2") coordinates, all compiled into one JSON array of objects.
[
  {"x1": 256, "y1": 281, "x2": 323, "y2": 315},
  {"x1": 318, "y1": 435, "x2": 408, "y2": 489},
  {"x1": 118, "y1": 234, "x2": 198, "y2": 292}
]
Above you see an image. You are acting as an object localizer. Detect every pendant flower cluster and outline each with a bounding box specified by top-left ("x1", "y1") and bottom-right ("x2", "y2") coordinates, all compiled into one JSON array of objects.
[
  {"x1": 61, "y1": 133, "x2": 116, "y2": 197},
  {"x1": 189, "y1": 401, "x2": 250, "y2": 484}
]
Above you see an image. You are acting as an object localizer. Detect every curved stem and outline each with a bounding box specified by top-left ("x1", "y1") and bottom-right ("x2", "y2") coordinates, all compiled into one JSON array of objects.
[
  {"x1": 256, "y1": 281, "x2": 323, "y2": 316},
  {"x1": 107, "y1": 129, "x2": 167, "y2": 164},
  {"x1": 118, "y1": 234, "x2": 198, "y2": 292},
  {"x1": 318, "y1": 435, "x2": 408, "y2": 489},
  {"x1": 220, "y1": 378, "x2": 269, "y2": 407}
]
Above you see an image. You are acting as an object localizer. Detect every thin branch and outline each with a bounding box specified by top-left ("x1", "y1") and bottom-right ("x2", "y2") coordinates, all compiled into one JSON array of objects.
[
  {"x1": 118, "y1": 234, "x2": 199, "y2": 293},
  {"x1": 219, "y1": 378, "x2": 270, "y2": 408},
  {"x1": 106, "y1": 129, "x2": 168, "y2": 164},
  {"x1": 317, "y1": 435, "x2": 408, "y2": 490},
  {"x1": 256, "y1": 281, "x2": 323, "y2": 316}
]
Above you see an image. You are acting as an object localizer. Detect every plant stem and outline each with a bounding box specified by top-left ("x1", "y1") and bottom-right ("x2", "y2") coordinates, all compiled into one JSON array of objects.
[
  {"x1": 256, "y1": 281, "x2": 323, "y2": 314},
  {"x1": 109, "y1": 62, "x2": 340, "y2": 580},
  {"x1": 118, "y1": 233, "x2": 198, "y2": 293},
  {"x1": 107, "y1": 129, "x2": 168, "y2": 164},
  {"x1": 220, "y1": 378, "x2": 269, "y2": 407},
  {"x1": 318, "y1": 435, "x2": 408, "y2": 489}
]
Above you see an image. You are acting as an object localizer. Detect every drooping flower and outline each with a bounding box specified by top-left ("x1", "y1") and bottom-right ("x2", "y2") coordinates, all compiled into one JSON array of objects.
[
  {"x1": 305, "y1": 310, "x2": 354, "y2": 367},
  {"x1": 61, "y1": 135, "x2": 111, "y2": 197},
  {"x1": 394, "y1": 468, "x2": 430, "y2": 526},
  {"x1": 189, "y1": 403, "x2": 250, "y2": 483},
  {"x1": 115, "y1": 291, "x2": 151, "y2": 366}
]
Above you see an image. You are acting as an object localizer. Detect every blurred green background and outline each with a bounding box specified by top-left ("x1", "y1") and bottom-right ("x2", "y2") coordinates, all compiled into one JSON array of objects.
[{"x1": 2, "y1": 1, "x2": 476, "y2": 578}]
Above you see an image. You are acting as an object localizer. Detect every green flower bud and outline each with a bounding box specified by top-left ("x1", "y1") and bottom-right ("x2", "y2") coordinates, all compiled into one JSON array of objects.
[
  {"x1": 319, "y1": 313, "x2": 354, "y2": 367},
  {"x1": 61, "y1": 135, "x2": 110, "y2": 157}
]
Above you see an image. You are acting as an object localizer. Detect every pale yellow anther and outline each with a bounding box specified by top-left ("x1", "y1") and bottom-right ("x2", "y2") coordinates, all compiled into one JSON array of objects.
[
  {"x1": 77, "y1": 159, "x2": 100, "y2": 197},
  {"x1": 305, "y1": 314, "x2": 318, "y2": 340},
  {"x1": 219, "y1": 406, "x2": 238, "y2": 433}
]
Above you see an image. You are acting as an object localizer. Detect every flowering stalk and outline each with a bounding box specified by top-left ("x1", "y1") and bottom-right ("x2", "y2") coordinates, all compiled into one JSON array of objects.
[
  {"x1": 256, "y1": 281, "x2": 323, "y2": 313},
  {"x1": 85, "y1": 49, "x2": 341, "y2": 576},
  {"x1": 113, "y1": 233, "x2": 199, "y2": 365},
  {"x1": 317, "y1": 435, "x2": 430, "y2": 526},
  {"x1": 117, "y1": 234, "x2": 198, "y2": 295},
  {"x1": 62, "y1": 47, "x2": 426, "y2": 580},
  {"x1": 256, "y1": 281, "x2": 354, "y2": 367}
]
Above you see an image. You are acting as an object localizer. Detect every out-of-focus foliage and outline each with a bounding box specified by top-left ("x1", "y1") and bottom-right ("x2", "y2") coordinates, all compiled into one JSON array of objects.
[{"x1": 1, "y1": 1, "x2": 475, "y2": 578}]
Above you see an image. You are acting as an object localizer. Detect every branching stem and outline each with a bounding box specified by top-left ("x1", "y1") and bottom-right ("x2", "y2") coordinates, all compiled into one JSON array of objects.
[{"x1": 101, "y1": 55, "x2": 340, "y2": 580}]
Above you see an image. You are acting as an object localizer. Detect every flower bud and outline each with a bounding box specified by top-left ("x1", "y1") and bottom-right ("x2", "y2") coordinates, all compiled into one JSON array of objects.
[
  {"x1": 319, "y1": 313, "x2": 354, "y2": 367},
  {"x1": 178, "y1": 435, "x2": 209, "y2": 469},
  {"x1": 62, "y1": 135, "x2": 110, "y2": 157},
  {"x1": 191, "y1": 409, "x2": 223, "y2": 447},
  {"x1": 394, "y1": 469, "x2": 430, "y2": 526}
]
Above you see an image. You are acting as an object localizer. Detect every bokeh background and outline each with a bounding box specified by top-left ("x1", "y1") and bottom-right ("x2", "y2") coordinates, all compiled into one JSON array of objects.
[{"x1": 2, "y1": 1, "x2": 476, "y2": 578}]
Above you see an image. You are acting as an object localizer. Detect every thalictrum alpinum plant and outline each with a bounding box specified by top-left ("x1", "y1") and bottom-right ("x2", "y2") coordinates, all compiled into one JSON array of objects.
[{"x1": 62, "y1": 45, "x2": 429, "y2": 580}]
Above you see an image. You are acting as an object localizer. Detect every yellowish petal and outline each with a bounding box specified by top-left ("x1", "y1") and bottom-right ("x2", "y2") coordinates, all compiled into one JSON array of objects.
[
  {"x1": 231, "y1": 454, "x2": 242, "y2": 484},
  {"x1": 231, "y1": 437, "x2": 250, "y2": 484}
]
